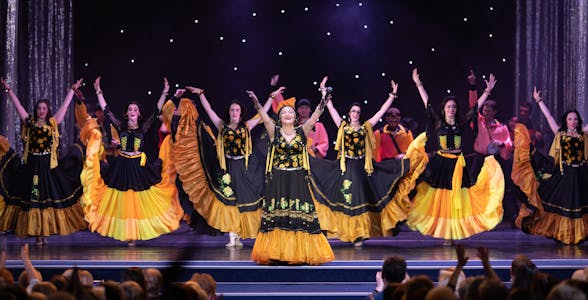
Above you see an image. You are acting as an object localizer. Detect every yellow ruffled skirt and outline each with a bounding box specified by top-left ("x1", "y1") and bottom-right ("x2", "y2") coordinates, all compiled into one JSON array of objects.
[
  {"x1": 80, "y1": 127, "x2": 182, "y2": 241},
  {"x1": 251, "y1": 229, "x2": 334, "y2": 265},
  {"x1": 408, "y1": 148, "x2": 504, "y2": 240}
]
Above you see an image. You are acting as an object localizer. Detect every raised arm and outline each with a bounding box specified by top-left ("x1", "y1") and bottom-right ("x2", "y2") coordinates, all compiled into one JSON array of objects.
[
  {"x1": 1, "y1": 76, "x2": 29, "y2": 121},
  {"x1": 53, "y1": 78, "x2": 83, "y2": 124},
  {"x1": 447, "y1": 244, "x2": 469, "y2": 291},
  {"x1": 477, "y1": 247, "x2": 500, "y2": 281},
  {"x1": 476, "y1": 73, "x2": 497, "y2": 108},
  {"x1": 156, "y1": 77, "x2": 170, "y2": 111},
  {"x1": 247, "y1": 90, "x2": 275, "y2": 140},
  {"x1": 321, "y1": 76, "x2": 342, "y2": 127},
  {"x1": 303, "y1": 95, "x2": 328, "y2": 137},
  {"x1": 186, "y1": 86, "x2": 223, "y2": 130},
  {"x1": 94, "y1": 76, "x2": 108, "y2": 111},
  {"x1": 412, "y1": 68, "x2": 429, "y2": 108},
  {"x1": 245, "y1": 86, "x2": 282, "y2": 130},
  {"x1": 533, "y1": 87, "x2": 559, "y2": 135},
  {"x1": 367, "y1": 80, "x2": 398, "y2": 127}
]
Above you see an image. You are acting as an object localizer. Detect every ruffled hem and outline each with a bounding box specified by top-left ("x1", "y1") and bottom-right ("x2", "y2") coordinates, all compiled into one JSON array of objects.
[
  {"x1": 251, "y1": 228, "x2": 334, "y2": 265},
  {"x1": 172, "y1": 100, "x2": 247, "y2": 235},
  {"x1": 527, "y1": 211, "x2": 588, "y2": 244},
  {"x1": 0, "y1": 204, "x2": 20, "y2": 231},
  {"x1": 313, "y1": 200, "x2": 377, "y2": 242},
  {"x1": 81, "y1": 121, "x2": 182, "y2": 241},
  {"x1": 407, "y1": 155, "x2": 504, "y2": 240},
  {"x1": 85, "y1": 188, "x2": 183, "y2": 241},
  {"x1": 2, "y1": 204, "x2": 87, "y2": 237}
]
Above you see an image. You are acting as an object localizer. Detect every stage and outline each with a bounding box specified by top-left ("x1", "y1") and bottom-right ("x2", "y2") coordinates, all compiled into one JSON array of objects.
[{"x1": 2, "y1": 223, "x2": 587, "y2": 299}]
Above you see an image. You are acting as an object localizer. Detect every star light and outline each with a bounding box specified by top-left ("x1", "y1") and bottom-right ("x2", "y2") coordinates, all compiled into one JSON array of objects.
[
  {"x1": 169, "y1": 38, "x2": 174, "y2": 43},
  {"x1": 389, "y1": 20, "x2": 394, "y2": 25},
  {"x1": 336, "y1": 3, "x2": 340, "y2": 7},
  {"x1": 502, "y1": 58, "x2": 507, "y2": 62},
  {"x1": 219, "y1": 36, "x2": 224, "y2": 41},
  {"x1": 130, "y1": 59, "x2": 135, "y2": 63},
  {"x1": 409, "y1": 60, "x2": 413, "y2": 65},
  {"x1": 84, "y1": 62, "x2": 89, "y2": 67},
  {"x1": 242, "y1": 39, "x2": 246, "y2": 43},
  {"x1": 278, "y1": 51, "x2": 283, "y2": 56},
  {"x1": 359, "y1": 2, "x2": 363, "y2": 6},
  {"x1": 280, "y1": 9, "x2": 285, "y2": 14},
  {"x1": 431, "y1": 48, "x2": 436, "y2": 52},
  {"x1": 463, "y1": 17, "x2": 468, "y2": 22},
  {"x1": 120, "y1": 29, "x2": 124, "y2": 34},
  {"x1": 490, "y1": 6, "x2": 494, "y2": 11},
  {"x1": 363, "y1": 25, "x2": 368, "y2": 29},
  {"x1": 313, "y1": 81, "x2": 317, "y2": 85},
  {"x1": 326, "y1": 32, "x2": 331, "y2": 36},
  {"x1": 489, "y1": 33, "x2": 493, "y2": 38},
  {"x1": 482, "y1": 75, "x2": 486, "y2": 79},
  {"x1": 381, "y1": 72, "x2": 386, "y2": 77},
  {"x1": 194, "y1": 19, "x2": 199, "y2": 23},
  {"x1": 233, "y1": 67, "x2": 238, "y2": 71},
  {"x1": 147, "y1": 91, "x2": 152, "y2": 95},
  {"x1": 364, "y1": 100, "x2": 368, "y2": 104},
  {"x1": 252, "y1": 12, "x2": 257, "y2": 17},
  {"x1": 355, "y1": 74, "x2": 360, "y2": 79},
  {"x1": 447, "y1": 89, "x2": 451, "y2": 94},
  {"x1": 304, "y1": 7, "x2": 309, "y2": 11}
]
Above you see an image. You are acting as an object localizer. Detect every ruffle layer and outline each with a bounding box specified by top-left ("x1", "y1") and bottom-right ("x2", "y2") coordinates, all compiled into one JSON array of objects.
[
  {"x1": 408, "y1": 155, "x2": 504, "y2": 240},
  {"x1": 251, "y1": 228, "x2": 334, "y2": 265},
  {"x1": 81, "y1": 125, "x2": 182, "y2": 241}
]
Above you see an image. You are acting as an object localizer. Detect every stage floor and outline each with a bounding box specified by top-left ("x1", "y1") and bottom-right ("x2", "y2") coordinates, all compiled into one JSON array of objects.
[{"x1": 2, "y1": 222, "x2": 586, "y2": 262}]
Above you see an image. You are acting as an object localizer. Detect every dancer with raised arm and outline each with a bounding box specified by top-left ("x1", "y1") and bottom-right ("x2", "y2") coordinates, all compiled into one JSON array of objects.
[
  {"x1": 80, "y1": 77, "x2": 182, "y2": 246},
  {"x1": 182, "y1": 85, "x2": 274, "y2": 246},
  {"x1": 0, "y1": 77, "x2": 87, "y2": 246},
  {"x1": 406, "y1": 68, "x2": 504, "y2": 241},
  {"x1": 515, "y1": 87, "x2": 588, "y2": 244},
  {"x1": 248, "y1": 88, "x2": 334, "y2": 265},
  {"x1": 310, "y1": 76, "x2": 413, "y2": 246}
]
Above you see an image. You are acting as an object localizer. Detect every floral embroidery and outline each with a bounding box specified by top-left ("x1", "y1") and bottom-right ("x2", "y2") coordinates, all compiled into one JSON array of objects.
[
  {"x1": 340, "y1": 179, "x2": 352, "y2": 204},
  {"x1": 218, "y1": 173, "x2": 234, "y2": 197}
]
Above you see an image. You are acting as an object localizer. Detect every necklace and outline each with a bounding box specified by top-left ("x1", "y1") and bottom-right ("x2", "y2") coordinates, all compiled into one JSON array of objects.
[{"x1": 281, "y1": 127, "x2": 295, "y2": 136}]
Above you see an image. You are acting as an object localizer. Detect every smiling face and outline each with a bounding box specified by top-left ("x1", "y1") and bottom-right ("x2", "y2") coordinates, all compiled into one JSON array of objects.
[
  {"x1": 35, "y1": 101, "x2": 49, "y2": 120},
  {"x1": 566, "y1": 111, "x2": 579, "y2": 131},
  {"x1": 229, "y1": 103, "x2": 242, "y2": 124},
  {"x1": 443, "y1": 99, "x2": 457, "y2": 120},
  {"x1": 126, "y1": 103, "x2": 141, "y2": 122},
  {"x1": 279, "y1": 106, "x2": 296, "y2": 126},
  {"x1": 348, "y1": 105, "x2": 361, "y2": 123}
]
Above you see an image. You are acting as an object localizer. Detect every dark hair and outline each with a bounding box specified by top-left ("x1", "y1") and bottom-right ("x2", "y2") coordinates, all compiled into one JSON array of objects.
[
  {"x1": 558, "y1": 109, "x2": 583, "y2": 133},
  {"x1": 224, "y1": 100, "x2": 246, "y2": 127},
  {"x1": 34, "y1": 99, "x2": 53, "y2": 120},
  {"x1": 437, "y1": 96, "x2": 462, "y2": 130},
  {"x1": 122, "y1": 267, "x2": 147, "y2": 300},
  {"x1": 276, "y1": 105, "x2": 299, "y2": 127},
  {"x1": 347, "y1": 102, "x2": 362, "y2": 122},
  {"x1": 381, "y1": 256, "x2": 407, "y2": 284},
  {"x1": 511, "y1": 255, "x2": 537, "y2": 290},
  {"x1": 519, "y1": 101, "x2": 533, "y2": 112}
]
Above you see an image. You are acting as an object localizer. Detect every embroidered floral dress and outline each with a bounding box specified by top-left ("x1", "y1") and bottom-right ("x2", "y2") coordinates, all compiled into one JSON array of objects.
[
  {"x1": 251, "y1": 126, "x2": 334, "y2": 265},
  {"x1": 0, "y1": 117, "x2": 86, "y2": 237}
]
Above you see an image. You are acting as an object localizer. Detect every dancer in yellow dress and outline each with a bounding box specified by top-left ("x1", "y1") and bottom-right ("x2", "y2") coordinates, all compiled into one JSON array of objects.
[
  {"x1": 406, "y1": 68, "x2": 504, "y2": 240},
  {"x1": 248, "y1": 89, "x2": 334, "y2": 265},
  {"x1": 80, "y1": 77, "x2": 183, "y2": 246}
]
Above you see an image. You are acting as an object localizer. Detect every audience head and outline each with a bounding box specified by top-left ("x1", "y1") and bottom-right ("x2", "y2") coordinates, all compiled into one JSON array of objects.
[
  {"x1": 120, "y1": 280, "x2": 145, "y2": 300},
  {"x1": 144, "y1": 268, "x2": 163, "y2": 298},
  {"x1": 511, "y1": 255, "x2": 537, "y2": 290},
  {"x1": 381, "y1": 256, "x2": 407, "y2": 284},
  {"x1": 190, "y1": 273, "x2": 217, "y2": 299},
  {"x1": 546, "y1": 280, "x2": 587, "y2": 300},
  {"x1": 403, "y1": 275, "x2": 434, "y2": 300}
]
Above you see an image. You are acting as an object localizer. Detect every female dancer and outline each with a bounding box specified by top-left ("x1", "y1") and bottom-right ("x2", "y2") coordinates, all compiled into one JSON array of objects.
[
  {"x1": 311, "y1": 76, "x2": 411, "y2": 246},
  {"x1": 81, "y1": 77, "x2": 183, "y2": 246},
  {"x1": 0, "y1": 77, "x2": 87, "y2": 245},
  {"x1": 406, "y1": 68, "x2": 504, "y2": 240},
  {"x1": 515, "y1": 87, "x2": 588, "y2": 244},
  {"x1": 184, "y1": 86, "x2": 274, "y2": 246},
  {"x1": 248, "y1": 89, "x2": 334, "y2": 265}
]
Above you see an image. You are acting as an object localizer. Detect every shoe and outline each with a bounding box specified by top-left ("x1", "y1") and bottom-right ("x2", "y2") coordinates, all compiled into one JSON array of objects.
[
  {"x1": 42, "y1": 237, "x2": 48, "y2": 245},
  {"x1": 226, "y1": 232, "x2": 242, "y2": 248},
  {"x1": 128, "y1": 240, "x2": 136, "y2": 247},
  {"x1": 35, "y1": 237, "x2": 43, "y2": 246}
]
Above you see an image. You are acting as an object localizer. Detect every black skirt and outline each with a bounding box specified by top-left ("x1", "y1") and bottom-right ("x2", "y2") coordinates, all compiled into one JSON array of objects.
[{"x1": 261, "y1": 169, "x2": 322, "y2": 234}]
